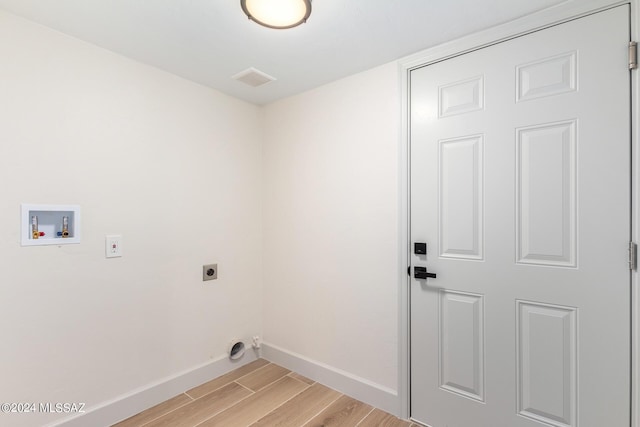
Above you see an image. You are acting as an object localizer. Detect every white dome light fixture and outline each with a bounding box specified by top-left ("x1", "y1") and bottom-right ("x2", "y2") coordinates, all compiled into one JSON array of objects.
[{"x1": 241, "y1": 0, "x2": 312, "y2": 29}]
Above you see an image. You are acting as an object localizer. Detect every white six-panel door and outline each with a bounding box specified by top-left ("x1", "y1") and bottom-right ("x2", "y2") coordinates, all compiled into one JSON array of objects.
[{"x1": 410, "y1": 6, "x2": 630, "y2": 427}]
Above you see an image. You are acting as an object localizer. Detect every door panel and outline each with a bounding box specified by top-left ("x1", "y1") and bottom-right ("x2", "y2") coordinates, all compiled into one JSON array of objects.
[
  {"x1": 516, "y1": 301, "x2": 577, "y2": 426},
  {"x1": 410, "y1": 6, "x2": 630, "y2": 427},
  {"x1": 439, "y1": 134, "x2": 484, "y2": 260},
  {"x1": 516, "y1": 120, "x2": 576, "y2": 267},
  {"x1": 439, "y1": 289, "x2": 485, "y2": 402}
]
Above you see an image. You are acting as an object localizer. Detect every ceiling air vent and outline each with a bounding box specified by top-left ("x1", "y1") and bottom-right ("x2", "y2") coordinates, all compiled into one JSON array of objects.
[{"x1": 232, "y1": 67, "x2": 276, "y2": 87}]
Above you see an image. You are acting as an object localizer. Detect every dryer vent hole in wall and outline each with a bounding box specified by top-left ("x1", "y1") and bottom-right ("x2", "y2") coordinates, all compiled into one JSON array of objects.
[{"x1": 229, "y1": 340, "x2": 245, "y2": 360}]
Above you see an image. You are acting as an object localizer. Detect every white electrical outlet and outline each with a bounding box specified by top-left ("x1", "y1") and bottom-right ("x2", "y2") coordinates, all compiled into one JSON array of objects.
[{"x1": 105, "y1": 235, "x2": 122, "y2": 258}]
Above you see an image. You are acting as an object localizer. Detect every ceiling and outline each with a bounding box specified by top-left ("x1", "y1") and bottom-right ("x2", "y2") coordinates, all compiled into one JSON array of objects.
[{"x1": 0, "y1": 0, "x2": 570, "y2": 105}]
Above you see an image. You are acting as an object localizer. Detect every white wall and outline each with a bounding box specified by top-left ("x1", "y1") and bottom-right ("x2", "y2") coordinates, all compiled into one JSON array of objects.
[
  {"x1": 0, "y1": 8, "x2": 405, "y2": 425},
  {"x1": 262, "y1": 63, "x2": 401, "y2": 393},
  {"x1": 0, "y1": 11, "x2": 263, "y2": 427}
]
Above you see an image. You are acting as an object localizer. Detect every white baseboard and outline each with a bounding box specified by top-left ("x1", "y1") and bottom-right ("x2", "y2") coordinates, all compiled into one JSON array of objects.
[
  {"x1": 47, "y1": 351, "x2": 258, "y2": 427},
  {"x1": 261, "y1": 342, "x2": 399, "y2": 416},
  {"x1": 46, "y1": 344, "x2": 398, "y2": 426}
]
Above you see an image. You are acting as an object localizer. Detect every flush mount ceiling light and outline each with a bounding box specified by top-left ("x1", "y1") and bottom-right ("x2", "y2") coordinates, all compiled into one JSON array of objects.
[{"x1": 241, "y1": 0, "x2": 312, "y2": 29}]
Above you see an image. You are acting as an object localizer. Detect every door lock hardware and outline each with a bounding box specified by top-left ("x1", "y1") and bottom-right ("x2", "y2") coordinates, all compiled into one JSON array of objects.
[
  {"x1": 414, "y1": 242, "x2": 427, "y2": 255},
  {"x1": 414, "y1": 266, "x2": 436, "y2": 280}
]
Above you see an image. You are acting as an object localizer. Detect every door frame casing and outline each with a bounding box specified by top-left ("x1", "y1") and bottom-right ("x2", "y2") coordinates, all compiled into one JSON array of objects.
[{"x1": 397, "y1": 0, "x2": 640, "y2": 424}]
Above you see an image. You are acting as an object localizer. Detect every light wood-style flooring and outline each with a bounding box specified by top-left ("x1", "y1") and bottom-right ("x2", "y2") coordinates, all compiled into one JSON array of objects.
[{"x1": 113, "y1": 359, "x2": 418, "y2": 427}]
